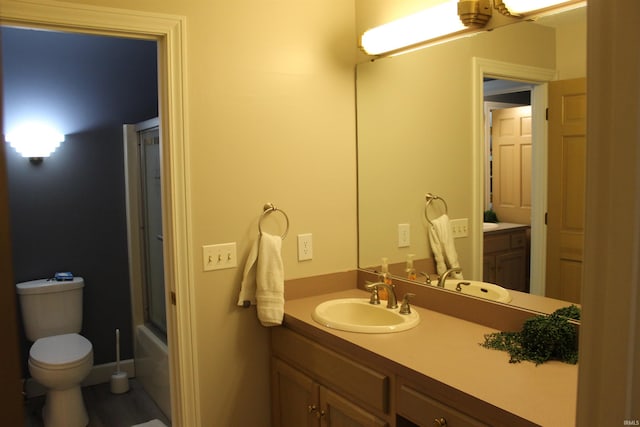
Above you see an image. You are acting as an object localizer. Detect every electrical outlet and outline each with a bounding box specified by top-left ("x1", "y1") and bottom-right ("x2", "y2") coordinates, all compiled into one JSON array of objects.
[
  {"x1": 398, "y1": 223, "x2": 410, "y2": 247},
  {"x1": 450, "y1": 218, "x2": 469, "y2": 238},
  {"x1": 297, "y1": 233, "x2": 313, "y2": 261},
  {"x1": 203, "y1": 242, "x2": 237, "y2": 271}
]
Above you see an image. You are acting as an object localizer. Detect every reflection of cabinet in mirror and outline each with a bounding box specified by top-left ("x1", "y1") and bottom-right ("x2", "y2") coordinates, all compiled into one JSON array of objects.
[{"x1": 483, "y1": 225, "x2": 529, "y2": 292}]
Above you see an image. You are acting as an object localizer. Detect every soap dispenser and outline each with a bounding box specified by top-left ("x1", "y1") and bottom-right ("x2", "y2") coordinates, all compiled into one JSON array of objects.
[
  {"x1": 378, "y1": 257, "x2": 392, "y2": 300},
  {"x1": 405, "y1": 254, "x2": 417, "y2": 280}
]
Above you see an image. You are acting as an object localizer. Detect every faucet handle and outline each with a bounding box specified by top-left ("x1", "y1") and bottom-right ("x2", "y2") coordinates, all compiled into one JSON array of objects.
[
  {"x1": 419, "y1": 272, "x2": 432, "y2": 285},
  {"x1": 399, "y1": 293, "x2": 416, "y2": 314},
  {"x1": 365, "y1": 282, "x2": 381, "y2": 305}
]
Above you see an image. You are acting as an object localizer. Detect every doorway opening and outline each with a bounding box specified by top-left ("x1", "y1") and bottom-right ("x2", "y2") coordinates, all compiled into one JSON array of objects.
[{"x1": 0, "y1": 2, "x2": 195, "y2": 425}]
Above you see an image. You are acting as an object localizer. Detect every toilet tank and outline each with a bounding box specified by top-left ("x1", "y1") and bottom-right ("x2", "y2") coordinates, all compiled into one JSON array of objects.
[{"x1": 16, "y1": 277, "x2": 84, "y2": 341}]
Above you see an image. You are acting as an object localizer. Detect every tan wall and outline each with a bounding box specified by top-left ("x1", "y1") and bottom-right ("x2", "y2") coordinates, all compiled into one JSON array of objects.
[
  {"x1": 23, "y1": 0, "x2": 357, "y2": 425},
  {"x1": 555, "y1": 10, "x2": 587, "y2": 79}
]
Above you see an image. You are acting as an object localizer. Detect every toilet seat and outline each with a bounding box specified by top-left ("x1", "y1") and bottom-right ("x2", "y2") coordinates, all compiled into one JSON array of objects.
[{"x1": 30, "y1": 333, "x2": 93, "y2": 370}]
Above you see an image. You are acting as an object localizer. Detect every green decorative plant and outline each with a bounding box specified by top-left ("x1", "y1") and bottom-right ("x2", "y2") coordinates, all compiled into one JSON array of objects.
[
  {"x1": 481, "y1": 305, "x2": 581, "y2": 365},
  {"x1": 483, "y1": 209, "x2": 499, "y2": 223}
]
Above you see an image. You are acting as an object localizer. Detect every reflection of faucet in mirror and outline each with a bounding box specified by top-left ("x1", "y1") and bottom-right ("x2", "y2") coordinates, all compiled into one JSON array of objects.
[
  {"x1": 438, "y1": 267, "x2": 462, "y2": 288},
  {"x1": 419, "y1": 272, "x2": 432, "y2": 285}
]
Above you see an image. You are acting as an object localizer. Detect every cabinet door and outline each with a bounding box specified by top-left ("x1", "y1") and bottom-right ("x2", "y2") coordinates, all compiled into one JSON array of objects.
[
  {"x1": 495, "y1": 249, "x2": 527, "y2": 292},
  {"x1": 321, "y1": 387, "x2": 388, "y2": 427},
  {"x1": 272, "y1": 358, "x2": 319, "y2": 427},
  {"x1": 482, "y1": 255, "x2": 496, "y2": 283}
]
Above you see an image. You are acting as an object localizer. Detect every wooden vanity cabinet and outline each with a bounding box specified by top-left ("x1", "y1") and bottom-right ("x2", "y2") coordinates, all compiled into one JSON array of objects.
[
  {"x1": 483, "y1": 227, "x2": 529, "y2": 292},
  {"x1": 271, "y1": 327, "x2": 390, "y2": 427},
  {"x1": 271, "y1": 326, "x2": 532, "y2": 427},
  {"x1": 396, "y1": 379, "x2": 488, "y2": 427}
]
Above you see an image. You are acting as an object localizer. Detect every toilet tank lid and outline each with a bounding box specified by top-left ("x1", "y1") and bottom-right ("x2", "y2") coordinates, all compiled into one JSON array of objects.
[{"x1": 16, "y1": 277, "x2": 84, "y2": 295}]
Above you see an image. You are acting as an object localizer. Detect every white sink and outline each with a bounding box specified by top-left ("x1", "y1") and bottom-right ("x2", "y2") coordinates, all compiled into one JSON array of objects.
[
  {"x1": 483, "y1": 222, "x2": 499, "y2": 231},
  {"x1": 441, "y1": 280, "x2": 512, "y2": 303},
  {"x1": 311, "y1": 298, "x2": 420, "y2": 333}
]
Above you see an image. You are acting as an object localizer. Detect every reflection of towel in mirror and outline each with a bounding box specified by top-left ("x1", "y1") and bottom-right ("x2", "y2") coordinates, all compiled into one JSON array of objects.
[
  {"x1": 237, "y1": 232, "x2": 284, "y2": 326},
  {"x1": 428, "y1": 214, "x2": 463, "y2": 279}
]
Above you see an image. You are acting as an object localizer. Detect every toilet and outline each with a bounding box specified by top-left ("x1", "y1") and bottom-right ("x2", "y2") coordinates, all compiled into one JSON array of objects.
[{"x1": 16, "y1": 277, "x2": 93, "y2": 427}]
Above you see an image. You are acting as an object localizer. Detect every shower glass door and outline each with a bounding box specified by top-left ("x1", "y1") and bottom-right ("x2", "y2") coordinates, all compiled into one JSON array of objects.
[{"x1": 139, "y1": 126, "x2": 166, "y2": 335}]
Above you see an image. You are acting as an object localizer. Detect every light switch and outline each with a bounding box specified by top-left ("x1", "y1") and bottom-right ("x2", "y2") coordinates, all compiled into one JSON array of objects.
[{"x1": 203, "y1": 242, "x2": 237, "y2": 271}]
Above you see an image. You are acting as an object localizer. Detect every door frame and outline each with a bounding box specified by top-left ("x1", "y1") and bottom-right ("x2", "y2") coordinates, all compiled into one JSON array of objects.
[
  {"x1": 0, "y1": 2, "x2": 198, "y2": 426},
  {"x1": 472, "y1": 57, "x2": 556, "y2": 296}
]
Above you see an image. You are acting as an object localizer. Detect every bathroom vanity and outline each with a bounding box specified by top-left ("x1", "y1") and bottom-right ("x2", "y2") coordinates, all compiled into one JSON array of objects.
[
  {"x1": 483, "y1": 223, "x2": 530, "y2": 293},
  {"x1": 271, "y1": 287, "x2": 577, "y2": 427}
]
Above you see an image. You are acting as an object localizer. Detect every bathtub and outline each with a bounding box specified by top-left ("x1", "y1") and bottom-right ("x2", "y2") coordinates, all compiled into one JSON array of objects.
[{"x1": 135, "y1": 324, "x2": 171, "y2": 419}]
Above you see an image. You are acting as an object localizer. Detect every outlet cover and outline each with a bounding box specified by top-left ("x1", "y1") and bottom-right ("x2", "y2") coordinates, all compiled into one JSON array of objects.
[
  {"x1": 297, "y1": 233, "x2": 313, "y2": 261},
  {"x1": 398, "y1": 223, "x2": 410, "y2": 247}
]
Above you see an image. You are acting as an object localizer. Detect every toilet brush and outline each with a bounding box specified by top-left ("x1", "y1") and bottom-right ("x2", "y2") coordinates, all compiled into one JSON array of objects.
[{"x1": 110, "y1": 328, "x2": 129, "y2": 394}]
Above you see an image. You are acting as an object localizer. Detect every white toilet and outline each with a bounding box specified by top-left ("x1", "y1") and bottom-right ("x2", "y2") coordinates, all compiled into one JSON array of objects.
[{"x1": 16, "y1": 277, "x2": 94, "y2": 427}]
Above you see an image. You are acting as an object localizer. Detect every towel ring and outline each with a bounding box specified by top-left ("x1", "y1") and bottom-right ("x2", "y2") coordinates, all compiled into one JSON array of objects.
[
  {"x1": 424, "y1": 193, "x2": 448, "y2": 226},
  {"x1": 258, "y1": 203, "x2": 290, "y2": 239}
]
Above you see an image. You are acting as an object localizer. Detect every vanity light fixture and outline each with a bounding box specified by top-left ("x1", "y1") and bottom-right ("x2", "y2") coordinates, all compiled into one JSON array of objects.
[
  {"x1": 6, "y1": 122, "x2": 65, "y2": 164},
  {"x1": 360, "y1": 0, "x2": 476, "y2": 56},
  {"x1": 360, "y1": 0, "x2": 585, "y2": 57},
  {"x1": 494, "y1": 0, "x2": 585, "y2": 17}
]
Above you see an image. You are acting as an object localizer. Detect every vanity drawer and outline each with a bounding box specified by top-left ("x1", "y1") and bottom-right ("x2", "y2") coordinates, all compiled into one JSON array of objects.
[
  {"x1": 271, "y1": 327, "x2": 389, "y2": 413},
  {"x1": 510, "y1": 232, "x2": 526, "y2": 249},
  {"x1": 397, "y1": 382, "x2": 488, "y2": 427}
]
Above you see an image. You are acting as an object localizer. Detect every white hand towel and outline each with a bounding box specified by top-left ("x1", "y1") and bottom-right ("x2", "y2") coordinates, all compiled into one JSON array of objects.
[
  {"x1": 236, "y1": 232, "x2": 284, "y2": 326},
  {"x1": 428, "y1": 214, "x2": 463, "y2": 279},
  {"x1": 237, "y1": 237, "x2": 259, "y2": 307},
  {"x1": 256, "y1": 232, "x2": 284, "y2": 326}
]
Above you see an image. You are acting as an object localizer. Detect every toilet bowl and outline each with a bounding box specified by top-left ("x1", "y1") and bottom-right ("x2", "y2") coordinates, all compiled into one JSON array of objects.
[{"x1": 28, "y1": 333, "x2": 93, "y2": 427}]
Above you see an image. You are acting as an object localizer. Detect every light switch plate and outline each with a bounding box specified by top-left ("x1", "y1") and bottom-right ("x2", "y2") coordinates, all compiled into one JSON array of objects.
[
  {"x1": 203, "y1": 242, "x2": 237, "y2": 271},
  {"x1": 450, "y1": 218, "x2": 469, "y2": 238}
]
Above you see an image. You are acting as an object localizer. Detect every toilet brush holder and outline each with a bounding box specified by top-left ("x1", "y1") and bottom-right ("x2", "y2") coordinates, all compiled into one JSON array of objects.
[{"x1": 110, "y1": 328, "x2": 129, "y2": 394}]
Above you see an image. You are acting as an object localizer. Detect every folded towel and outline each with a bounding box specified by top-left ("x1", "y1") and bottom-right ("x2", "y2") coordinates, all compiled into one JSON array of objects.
[
  {"x1": 428, "y1": 214, "x2": 463, "y2": 279},
  {"x1": 256, "y1": 232, "x2": 284, "y2": 326},
  {"x1": 237, "y1": 232, "x2": 284, "y2": 326}
]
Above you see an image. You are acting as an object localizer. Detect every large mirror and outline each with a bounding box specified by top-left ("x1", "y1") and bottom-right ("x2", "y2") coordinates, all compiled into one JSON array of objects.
[{"x1": 356, "y1": 6, "x2": 586, "y2": 314}]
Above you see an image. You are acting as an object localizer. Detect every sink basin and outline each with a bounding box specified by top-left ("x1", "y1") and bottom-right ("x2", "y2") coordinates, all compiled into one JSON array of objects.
[
  {"x1": 312, "y1": 298, "x2": 420, "y2": 333},
  {"x1": 441, "y1": 280, "x2": 512, "y2": 303},
  {"x1": 483, "y1": 222, "x2": 499, "y2": 231}
]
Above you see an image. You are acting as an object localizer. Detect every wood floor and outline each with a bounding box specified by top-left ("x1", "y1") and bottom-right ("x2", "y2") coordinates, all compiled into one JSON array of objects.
[{"x1": 24, "y1": 379, "x2": 171, "y2": 427}]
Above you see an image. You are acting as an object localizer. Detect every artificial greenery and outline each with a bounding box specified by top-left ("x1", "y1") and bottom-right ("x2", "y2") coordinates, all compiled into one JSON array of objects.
[
  {"x1": 483, "y1": 209, "x2": 499, "y2": 223},
  {"x1": 481, "y1": 305, "x2": 581, "y2": 365}
]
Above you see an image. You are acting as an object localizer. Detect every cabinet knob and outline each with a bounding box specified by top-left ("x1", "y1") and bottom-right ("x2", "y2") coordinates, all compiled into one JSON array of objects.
[
  {"x1": 307, "y1": 405, "x2": 325, "y2": 418},
  {"x1": 433, "y1": 417, "x2": 447, "y2": 427}
]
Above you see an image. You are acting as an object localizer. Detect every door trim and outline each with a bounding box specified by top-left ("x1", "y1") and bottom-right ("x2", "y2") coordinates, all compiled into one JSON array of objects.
[
  {"x1": 472, "y1": 57, "x2": 556, "y2": 295},
  {"x1": 0, "y1": 2, "x2": 198, "y2": 426}
]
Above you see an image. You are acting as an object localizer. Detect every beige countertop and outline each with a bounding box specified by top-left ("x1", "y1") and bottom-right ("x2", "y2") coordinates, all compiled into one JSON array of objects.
[
  {"x1": 483, "y1": 222, "x2": 530, "y2": 233},
  {"x1": 283, "y1": 288, "x2": 578, "y2": 426}
]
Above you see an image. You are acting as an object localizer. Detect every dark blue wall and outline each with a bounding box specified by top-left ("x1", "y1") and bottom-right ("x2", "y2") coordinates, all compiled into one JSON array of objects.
[{"x1": 2, "y1": 27, "x2": 158, "y2": 371}]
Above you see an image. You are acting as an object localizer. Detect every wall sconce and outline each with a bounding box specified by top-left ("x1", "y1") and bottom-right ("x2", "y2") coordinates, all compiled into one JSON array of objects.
[
  {"x1": 360, "y1": 0, "x2": 585, "y2": 57},
  {"x1": 6, "y1": 122, "x2": 65, "y2": 164}
]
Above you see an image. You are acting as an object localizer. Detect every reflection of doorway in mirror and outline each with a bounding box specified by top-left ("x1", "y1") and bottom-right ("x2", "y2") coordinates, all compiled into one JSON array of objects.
[
  {"x1": 491, "y1": 105, "x2": 532, "y2": 225},
  {"x1": 483, "y1": 80, "x2": 534, "y2": 293}
]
